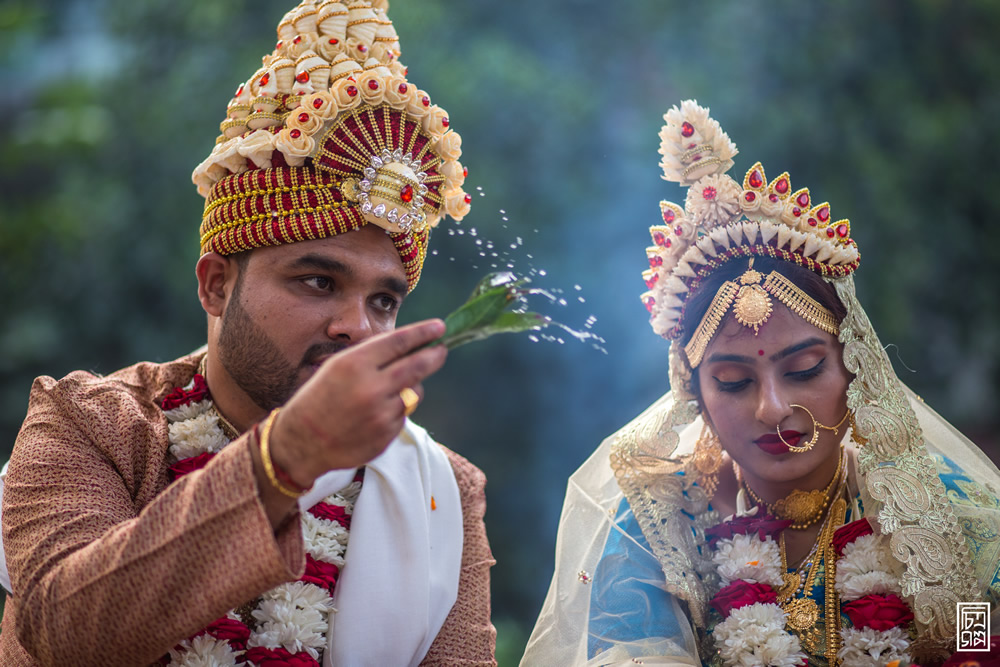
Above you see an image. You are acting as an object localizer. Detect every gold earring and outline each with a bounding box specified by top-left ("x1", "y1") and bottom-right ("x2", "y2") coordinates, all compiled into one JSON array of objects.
[
  {"x1": 693, "y1": 422, "x2": 724, "y2": 498},
  {"x1": 777, "y1": 405, "x2": 852, "y2": 453},
  {"x1": 847, "y1": 409, "x2": 865, "y2": 447}
]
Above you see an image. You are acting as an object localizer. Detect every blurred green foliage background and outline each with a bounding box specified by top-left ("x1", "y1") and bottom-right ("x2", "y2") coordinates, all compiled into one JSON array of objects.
[{"x1": 2, "y1": 0, "x2": 999, "y2": 663}]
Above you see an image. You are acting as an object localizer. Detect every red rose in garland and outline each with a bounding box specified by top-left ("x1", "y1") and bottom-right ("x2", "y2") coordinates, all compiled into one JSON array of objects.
[
  {"x1": 710, "y1": 580, "x2": 778, "y2": 618},
  {"x1": 168, "y1": 451, "x2": 216, "y2": 480},
  {"x1": 302, "y1": 554, "x2": 341, "y2": 595},
  {"x1": 161, "y1": 373, "x2": 209, "y2": 409},
  {"x1": 942, "y1": 635, "x2": 1000, "y2": 665},
  {"x1": 200, "y1": 617, "x2": 251, "y2": 652},
  {"x1": 244, "y1": 646, "x2": 320, "y2": 666},
  {"x1": 705, "y1": 512, "x2": 792, "y2": 549},
  {"x1": 842, "y1": 594, "x2": 914, "y2": 631},
  {"x1": 309, "y1": 501, "x2": 352, "y2": 528},
  {"x1": 831, "y1": 517, "x2": 874, "y2": 558}
]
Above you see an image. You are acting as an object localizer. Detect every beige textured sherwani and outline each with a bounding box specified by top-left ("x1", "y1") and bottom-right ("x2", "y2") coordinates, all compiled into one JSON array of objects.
[{"x1": 0, "y1": 353, "x2": 496, "y2": 666}]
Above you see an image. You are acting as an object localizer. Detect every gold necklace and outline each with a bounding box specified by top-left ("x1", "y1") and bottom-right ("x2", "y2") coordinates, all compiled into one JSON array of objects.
[
  {"x1": 738, "y1": 445, "x2": 844, "y2": 529},
  {"x1": 776, "y1": 464, "x2": 848, "y2": 663},
  {"x1": 196, "y1": 354, "x2": 241, "y2": 440}
]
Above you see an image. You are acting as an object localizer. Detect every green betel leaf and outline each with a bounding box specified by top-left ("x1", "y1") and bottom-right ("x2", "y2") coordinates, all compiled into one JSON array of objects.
[{"x1": 434, "y1": 272, "x2": 551, "y2": 350}]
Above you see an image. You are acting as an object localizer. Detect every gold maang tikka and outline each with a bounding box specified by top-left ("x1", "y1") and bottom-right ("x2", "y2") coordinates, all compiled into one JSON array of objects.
[{"x1": 683, "y1": 259, "x2": 840, "y2": 368}]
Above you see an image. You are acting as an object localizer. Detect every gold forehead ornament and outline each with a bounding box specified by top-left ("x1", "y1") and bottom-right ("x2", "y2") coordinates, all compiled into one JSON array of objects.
[{"x1": 683, "y1": 259, "x2": 839, "y2": 368}]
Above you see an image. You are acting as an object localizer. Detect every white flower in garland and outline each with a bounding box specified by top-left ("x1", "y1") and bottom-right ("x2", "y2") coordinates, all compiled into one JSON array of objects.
[
  {"x1": 302, "y1": 512, "x2": 349, "y2": 566},
  {"x1": 713, "y1": 534, "x2": 783, "y2": 587},
  {"x1": 168, "y1": 412, "x2": 229, "y2": 459},
  {"x1": 713, "y1": 603, "x2": 805, "y2": 667},
  {"x1": 838, "y1": 626, "x2": 911, "y2": 667},
  {"x1": 167, "y1": 633, "x2": 239, "y2": 667},
  {"x1": 250, "y1": 582, "x2": 334, "y2": 660},
  {"x1": 838, "y1": 569, "x2": 900, "y2": 601},
  {"x1": 164, "y1": 398, "x2": 213, "y2": 423},
  {"x1": 835, "y1": 533, "x2": 901, "y2": 600}
]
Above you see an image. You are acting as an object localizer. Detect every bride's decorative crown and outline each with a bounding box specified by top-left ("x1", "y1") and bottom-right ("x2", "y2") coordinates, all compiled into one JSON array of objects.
[
  {"x1": 641, "y1": 100, "x2": 860, "y2": 339},
  {"x1": 192, "y1": 0, "x2": 470, "y2": 291}
]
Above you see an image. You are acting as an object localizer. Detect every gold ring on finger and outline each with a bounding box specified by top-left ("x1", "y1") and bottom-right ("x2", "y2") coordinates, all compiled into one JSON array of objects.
[{"x1": 400, "y1": 387, "x2": 419, "y2": 417}]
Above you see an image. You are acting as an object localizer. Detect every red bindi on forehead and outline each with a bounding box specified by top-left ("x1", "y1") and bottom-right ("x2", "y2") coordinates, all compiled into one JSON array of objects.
[{"x1": 758, "y1": 349, "x2": 765, "y2": 356}]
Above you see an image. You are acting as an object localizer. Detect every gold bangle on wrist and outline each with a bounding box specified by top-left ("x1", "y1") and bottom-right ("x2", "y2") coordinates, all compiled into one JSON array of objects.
[{"x1": 259, "y1": 407, "x2": 303, "y2": 499}]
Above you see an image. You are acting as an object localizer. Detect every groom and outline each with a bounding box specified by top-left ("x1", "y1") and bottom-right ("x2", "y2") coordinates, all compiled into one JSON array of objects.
[{"x1": 0, "y1": 1, "x2": 495, "y2": 665}]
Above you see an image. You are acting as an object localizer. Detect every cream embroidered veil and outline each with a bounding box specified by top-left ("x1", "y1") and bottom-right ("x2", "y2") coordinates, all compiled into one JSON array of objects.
[{"x1": 522, "y1": 101, "x2": 1000, "y2": 666}]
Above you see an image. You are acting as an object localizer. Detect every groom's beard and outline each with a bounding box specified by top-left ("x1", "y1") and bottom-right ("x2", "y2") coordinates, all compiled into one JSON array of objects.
[{"x1": 217, "y1": 279, "x2": 349, "y2": 412}]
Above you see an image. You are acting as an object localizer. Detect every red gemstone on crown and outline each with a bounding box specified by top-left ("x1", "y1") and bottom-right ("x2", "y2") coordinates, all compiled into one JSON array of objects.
[
  {"x1": 653, "y1": 232, "x2": 667, "y2": 246},
  {"x1": 235, "y1": 85, "x2": 244, "y2": 98},
  {"x1": 276, "y1": 42, "x2": 282, "y2": 50},
  {"x1": 464, "y1": 194, "x2": 472, "y2": 204},
  {"x1": 826, "y1": 227, "x2": 835, "y2": 237},
  {"x1": 329, "y1": 38, "x2": 339, "y2": 45},
  {"x1": 817, "y1": 205, "x2": 830, "y2": 222},
  {"x1": 808, "y1": 218, "x2": 818, "y2": 227},
  {"x1": 358, "y1": 44, "x2": 368, "y2": 53},
  {"x1": 748, "y1": 170, "x2": 764, "y2": 189},
  {"x1": 792, "y1": 207, "x2": 802, "y2": 217},
  {"x1": 645, "y1": 275, "x2": 659, "y2": 289},
  {"x1": 293, "y1": 36, "x2": 302, "y2": 44},
  {"x1": 662, "y1": 209, "x2": 676, "y2": 224},
  {"x1": 769, "y1": 194, "x2": 779, "y2": 202},
  {"x1": 745, "y1": 192, "x2": 756, "y2": 202},
  {"x1": 675, "y1": 226, "x2": 684, "y2": 236},
  {"x1": 462, "y1": 166, "x2": 468, "y2": 178},
  {"x1": 837, "y1": 224, "x2": 849, "y2": 237},
  {"x1": 650, "y1": 255, "x2": 663, "y2": 268},
  {"x1": 702, "y1": 186, "x2": 717, "y2": 200},
  {"x1": 691, "y1": 155, "x2": 701, "y2": 161},
  {"x1": 797, "y1": 192, "x2": 810, "y2": 207},
  {"x1": 681, "y1": 122, "x2": 695, "y2": 138},
  {"x1": 421, "y1": 96, "x2": 430, "y2": 107},
  {"x1": 688, "y1": 143, "x2": 696, "y2": 149},
  {"x1": 298, "y1": 112, "x2": 309, "y2": 123},
  {"x1": 260, "y1": 73, "x2": 270, "y2": 86},
  {"x1": 290, "y1": 129, "x2": 301, "y2": 139},
  {"x1": 400, "y1": 184, "x2": 414, "y2": 203},
  {"x1": 442, "y1": 117, "x2": 450, "y2": 128},
  {"x1": 346, "y1": 85, "x2": 358, "y2": 97},
  {"x1": 367, "y1": 79, "x2": 379, "y2": 90},
  {"x1": 313, "y1": 98, "x2": 323, "y2": 109},
  {"x1": 775, "y1": 178, "x2": 789, "y2": 194},
  {"x1": 644, "y1": 297, "x2": 655, "y2": 313},
  {"x1": 398, "y1": 83, "x2": 408, "y2": 93},
  {"x1": 297, "y1": 71, "x2": 310, "y2": 83}
]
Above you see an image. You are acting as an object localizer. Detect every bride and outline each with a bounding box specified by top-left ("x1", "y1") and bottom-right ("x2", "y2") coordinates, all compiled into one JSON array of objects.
[{"x1": 522, "y1": 101, "x2": 1000, "y2": 667}]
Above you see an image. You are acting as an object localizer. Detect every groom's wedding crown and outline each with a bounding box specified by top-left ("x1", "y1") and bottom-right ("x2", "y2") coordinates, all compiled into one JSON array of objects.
[
  {"x1": 641, "y1": 100, "x2": 860, "y2": 340},
  {"x1": 192, "y1": 0, "x2": 470, "y2": 292}
]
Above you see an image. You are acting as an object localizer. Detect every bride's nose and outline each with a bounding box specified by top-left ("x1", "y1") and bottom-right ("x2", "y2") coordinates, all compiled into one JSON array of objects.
[{"x1": 755, "y1": 375, "x2": 794, "y2": 427}]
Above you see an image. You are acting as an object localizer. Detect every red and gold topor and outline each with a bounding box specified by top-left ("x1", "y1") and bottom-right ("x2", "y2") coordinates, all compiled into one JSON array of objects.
[{"x1": 200, "y1": 165, "x2": 427, "y2": 290}]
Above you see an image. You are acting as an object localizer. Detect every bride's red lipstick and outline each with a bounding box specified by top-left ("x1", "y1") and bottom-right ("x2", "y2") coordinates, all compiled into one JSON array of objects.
[{"x1": 754, "y1": 431, "x2": 803, "y2": 455}]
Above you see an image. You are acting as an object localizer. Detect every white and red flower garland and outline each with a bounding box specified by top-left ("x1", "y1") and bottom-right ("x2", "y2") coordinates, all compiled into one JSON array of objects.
[
  {"x1": 704, "y1": 511, "x2": 917, "y2": 666},
  {"x1": 160, "y1": 374, "x2": 359, "y2": 667},
  {"x1": 832, "y1": 519, "x2": 914, "y2": 667},
  {"x1": 705, "y1": 512, "x2": 808, "y2": 667}
]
